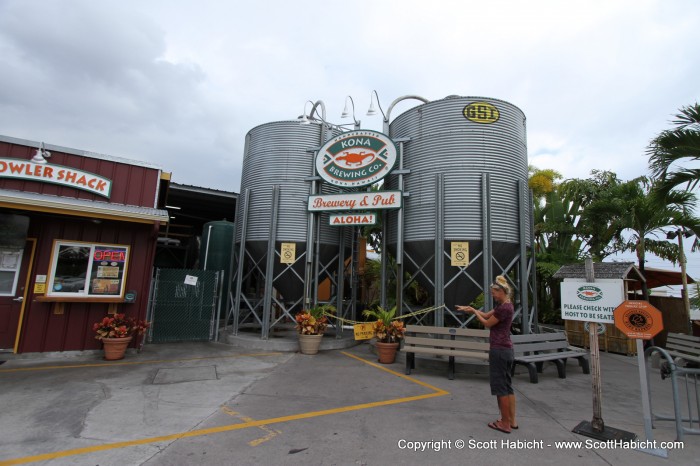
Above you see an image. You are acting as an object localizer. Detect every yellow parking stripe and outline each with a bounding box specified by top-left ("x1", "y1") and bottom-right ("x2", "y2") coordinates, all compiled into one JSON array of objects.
[
  {"x1": 341, "y1": 351, "x2": 449, "y2": 394},
  {"x1": 0, "y1": 351, "x2": 449, "y2": 465},
  {"x1": 220, "y1": 407, "x2": 281, "y2": 447}
]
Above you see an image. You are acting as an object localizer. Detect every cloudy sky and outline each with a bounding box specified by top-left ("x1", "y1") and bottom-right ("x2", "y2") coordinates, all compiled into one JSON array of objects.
[{"x1": 1, "y1": 0, "x2": 699, "y2": 281}]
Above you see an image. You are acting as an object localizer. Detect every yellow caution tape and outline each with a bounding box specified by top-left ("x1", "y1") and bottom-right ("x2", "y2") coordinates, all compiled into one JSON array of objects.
[{"x1": 322, "y1": 304, "x2": 445, "y2": 325}]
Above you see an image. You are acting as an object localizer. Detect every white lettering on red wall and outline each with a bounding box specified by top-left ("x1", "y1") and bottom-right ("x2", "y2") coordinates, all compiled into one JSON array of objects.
[{"x1": 0, "y1": 158, "x2": 112, "y2": 198}]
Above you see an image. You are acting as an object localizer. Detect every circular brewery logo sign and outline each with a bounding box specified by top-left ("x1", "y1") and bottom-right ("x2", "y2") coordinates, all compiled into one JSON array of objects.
[
  {"x1": 622, "y1": 309, "x2": 653, "y2": 333},
  {"x1": 613, "y1": 300, "x2": 664, "y2": 340},
  {"x1": 315, "y1": 130, "x2": 398, "y2": 187},
  {"x1": 576, "y1": 285, "x2": 603, "y2": 301}
]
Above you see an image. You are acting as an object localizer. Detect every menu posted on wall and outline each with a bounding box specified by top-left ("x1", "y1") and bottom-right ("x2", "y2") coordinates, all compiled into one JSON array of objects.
[{"x1": 89, "y1": 246, "x2": 128, "y2": 295}]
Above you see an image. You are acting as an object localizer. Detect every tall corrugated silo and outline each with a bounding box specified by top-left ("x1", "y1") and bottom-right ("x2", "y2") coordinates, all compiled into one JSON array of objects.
[
  {"x1": 385, "y1": 96, "x2": 532, "y2": 326},
  {"x1": 233, "y1": 120, "x2": 347, "y2": 336}
]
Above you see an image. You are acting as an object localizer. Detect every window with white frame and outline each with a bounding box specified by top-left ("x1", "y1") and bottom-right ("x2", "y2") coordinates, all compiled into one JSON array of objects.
[
  {"x1": 47, "y1": 241, "x2": 129, "y2": 298},
  {"x1": 0, "y1": 248, "x2": 23, "y2": 296}
]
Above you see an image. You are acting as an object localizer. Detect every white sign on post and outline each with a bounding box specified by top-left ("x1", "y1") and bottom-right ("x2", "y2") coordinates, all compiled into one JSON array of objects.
[
  {"x1": 560, "y1": 279, "x2": 624, "y2": 323},
  {"x1": 184, "y1": 275, "x2": 198, "y2": 286}
]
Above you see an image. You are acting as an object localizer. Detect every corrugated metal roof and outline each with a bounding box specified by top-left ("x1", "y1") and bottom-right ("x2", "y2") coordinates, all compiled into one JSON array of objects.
[
  {"x1": 170, "y1": 182, "x2": 238, "y2": 198},
  {"x1": 0, "y1": 134, "x2": 162, "y2": 170},
  {"x1": 0, "y1": 188, "x2": 169, "y2": 223}
]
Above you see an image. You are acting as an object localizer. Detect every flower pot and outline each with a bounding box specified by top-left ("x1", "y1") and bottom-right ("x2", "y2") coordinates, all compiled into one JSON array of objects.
[
  {"x1": 102, "y1": 336, "x2": 132, "y2": 360},
  {"x1": 298, "y1": 334, "x2": 323, "y2": 355},
  {"x1": 376, "y1": 341, "x2": 400, "y2": 364}
]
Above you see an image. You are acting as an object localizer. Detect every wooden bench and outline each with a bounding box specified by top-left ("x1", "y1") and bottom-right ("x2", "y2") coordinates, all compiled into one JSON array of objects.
[
  {"x1": 402, "y1": 325, "x2": 490, "y2": 380},
  {"x1": 645, "y1": 333, "x2": 700, "y2": 441},
  {"x1": 663, "y1": 332, "x2": 700, "y2": 367},
  {"x1": 511, "y1": 332, "x2": 590, "y2": 383}
]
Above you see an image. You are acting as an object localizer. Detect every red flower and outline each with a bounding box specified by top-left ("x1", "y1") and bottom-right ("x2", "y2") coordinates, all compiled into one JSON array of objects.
[{"x1": 93, "y1": 313, "x2": 150, "y2": 340}]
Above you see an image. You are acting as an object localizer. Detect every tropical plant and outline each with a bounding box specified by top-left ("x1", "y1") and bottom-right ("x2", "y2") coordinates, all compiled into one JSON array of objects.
[
  {"x1": 648, "y1": 103, "x2": 700, "y2": 197},
  {"x1": 93, "y1": 314, "x2": 150, "y2": 340},
  {"x1": 362, "y1": 306, "x2": 405, "y2": 343},
  {"x1": 560, "y1": 170, "x2": 627, "y2": 261},
  {"x1": 586, "y1": 176, "x2": 700, "y2": 299},
  {"x1": 295, "y1": 304, "x2": 335, "y2": 335},
  {"x1": 529, "y1": 167, "x2": 581, "y2": 322}
]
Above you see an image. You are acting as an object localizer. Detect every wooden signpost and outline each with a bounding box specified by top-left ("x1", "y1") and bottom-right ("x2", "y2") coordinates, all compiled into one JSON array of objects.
[{"x1": 571, "y1": 259, "x2": 636, "y2": 443}]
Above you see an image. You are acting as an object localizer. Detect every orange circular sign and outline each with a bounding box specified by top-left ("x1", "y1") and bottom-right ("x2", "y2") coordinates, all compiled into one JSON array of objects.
[{"x1": 613, "y1": 300, "x2": 664, "y2": 340}]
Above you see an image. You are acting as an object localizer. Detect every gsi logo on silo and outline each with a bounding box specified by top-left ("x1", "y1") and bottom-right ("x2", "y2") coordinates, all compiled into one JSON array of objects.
[
  {"x1": 577, "y1": 286, "x2": 604, "y2": 301},
  {"x1": 463, "y1": 102, "x2": 500, "y2": 124},
  {"x1": 315, "y1": 130, "x2": 398, "y2": 188}
]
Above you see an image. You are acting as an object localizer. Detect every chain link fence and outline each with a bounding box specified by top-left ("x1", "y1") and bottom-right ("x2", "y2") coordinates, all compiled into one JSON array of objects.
[{"x1": 148, "y1": 269, "x2": 221, "y2": 343}]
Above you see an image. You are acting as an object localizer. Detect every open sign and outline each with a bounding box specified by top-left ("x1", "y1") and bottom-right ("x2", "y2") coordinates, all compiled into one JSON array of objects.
[{"x1": 93, "y1": 249, "x2": 126, "y2": 262}]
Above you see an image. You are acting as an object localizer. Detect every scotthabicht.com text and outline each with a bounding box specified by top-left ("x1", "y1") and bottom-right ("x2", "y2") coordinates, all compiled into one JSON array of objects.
[{"x1": 396, "y1": 438, "x2": 684, "y2": 452}]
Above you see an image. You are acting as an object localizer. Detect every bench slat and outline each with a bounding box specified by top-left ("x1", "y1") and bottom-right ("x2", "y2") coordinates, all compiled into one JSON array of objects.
[
  {"x1": 667, "y1": 333, "x2": 700, "y2": 344},
  {"x1": 668, "y1": 353, "x2": 700, "y2": 364},
  {"x1": 403, "y1": 346, "x2": 490, "y2": 360},
  {"x1": 513, "y1": 340, "x2": 569, "y2": 354},
  {"x1": 404, "y1": 336, "x2": 489, "y2": 351},
  {"x1": 405, "y1": 325, "x2": 489, "y2": 338},
  {"x1": 516, "y1": 351, "x2": 588, "y2": 363},
  {"x1": 511, "y1": 333, "x2": 567, "y2": 343},
  {"x1": 666, "y1": 343, "x2": 700, "y2": 356}
]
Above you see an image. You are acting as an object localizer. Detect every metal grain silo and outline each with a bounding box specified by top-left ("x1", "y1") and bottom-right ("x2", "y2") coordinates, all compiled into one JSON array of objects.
[
  {"x1": 385, "y1": 96, "x2": 533, "y2": 326},
  {"x1": 233, "y1": 120, "x2": 347, "y2": 336}
]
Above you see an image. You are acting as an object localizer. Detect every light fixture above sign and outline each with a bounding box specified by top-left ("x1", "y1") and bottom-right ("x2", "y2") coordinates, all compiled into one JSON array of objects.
[{"x1": 31, "y1": 142, "x2": 51, "y2": 164}]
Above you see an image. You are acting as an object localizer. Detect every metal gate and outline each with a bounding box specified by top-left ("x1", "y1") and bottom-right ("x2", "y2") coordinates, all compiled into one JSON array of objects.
[{"x1": 148, "y1": 268, "x2": 222, "y2": 343}]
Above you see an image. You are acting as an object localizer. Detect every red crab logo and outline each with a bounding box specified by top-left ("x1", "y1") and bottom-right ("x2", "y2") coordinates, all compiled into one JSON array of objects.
[{"x1": 334, "y1": 151, "x2": 375, "y2": 167}]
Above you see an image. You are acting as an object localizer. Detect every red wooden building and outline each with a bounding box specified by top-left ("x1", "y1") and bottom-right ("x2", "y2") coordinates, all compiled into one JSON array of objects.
[{"x1": 0, "y1": 135, "x2": 169, "y2": 353}]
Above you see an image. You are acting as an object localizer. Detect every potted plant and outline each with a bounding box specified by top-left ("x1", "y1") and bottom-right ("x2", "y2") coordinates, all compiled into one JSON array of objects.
[
  {"x1": 295, "y1": 304, "x2": 335, "y2": 355},
  {"x1": 93, "y1": 313, "x2": 150, "y2": 360},
  {"x1": 362, "y1": 306, "x2": 406, "y2": 364}
]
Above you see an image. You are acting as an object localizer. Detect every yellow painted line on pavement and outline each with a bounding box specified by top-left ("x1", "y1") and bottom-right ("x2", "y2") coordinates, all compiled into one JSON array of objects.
[
  {"x1": 0, "y1": 352, "x2": 283, "y2": 373},
  {"x1": 0, "y1": 351, "x2": 449, "y2": 465},
  {"x1": 341, "y1": 351, "x2": 449, "y2": 394},
  {"x1": 220, "y1": 406, "x2": 281, "y2": 447}
]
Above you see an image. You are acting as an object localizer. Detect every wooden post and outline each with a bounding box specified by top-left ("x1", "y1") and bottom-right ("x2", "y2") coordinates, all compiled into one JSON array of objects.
[
  {"x1": 585, "y1": 258, "x2": 605, "y2": 432},
  {"x1": 572, "y1": 260, "x2": 636, "y2": 444}
]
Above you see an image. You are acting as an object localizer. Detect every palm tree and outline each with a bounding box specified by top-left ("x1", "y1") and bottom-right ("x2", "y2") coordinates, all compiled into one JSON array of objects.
[
  {"x1": 592, "y1": 177, "x2": 700, "y2": 299},
  {"x1": 648, "y1": 103, "x2": 700, "y2": 197}
]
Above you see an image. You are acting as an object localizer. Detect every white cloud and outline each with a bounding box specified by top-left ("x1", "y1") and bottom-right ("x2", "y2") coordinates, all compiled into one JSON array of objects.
[{"x1": 0, "y1": 0, "x2": 698, "y2": 196}]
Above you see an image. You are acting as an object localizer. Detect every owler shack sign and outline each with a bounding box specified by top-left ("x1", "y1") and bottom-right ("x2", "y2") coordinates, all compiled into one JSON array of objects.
[
  {"x1": 315, "y1": 130, "x2": 397, "y2": 188},
  {"x1": 0, "y1": 158, "x2": 112, "y2": 198}
]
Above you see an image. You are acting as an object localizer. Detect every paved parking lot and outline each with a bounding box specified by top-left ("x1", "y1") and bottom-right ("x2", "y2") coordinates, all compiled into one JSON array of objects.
[{"x1": 0, "y1": 341, "x2": 697, "y2": 465}]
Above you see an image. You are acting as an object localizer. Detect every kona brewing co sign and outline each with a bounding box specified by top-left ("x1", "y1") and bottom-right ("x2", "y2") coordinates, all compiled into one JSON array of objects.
[{"x1": 315, "y1": 130, "x2": 397, "y2": 187}]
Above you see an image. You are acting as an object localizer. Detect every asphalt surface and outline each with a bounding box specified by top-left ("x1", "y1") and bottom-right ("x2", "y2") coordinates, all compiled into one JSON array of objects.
[{"x1": 0, "y1": 340, "x2": 697, "y2": 465}]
